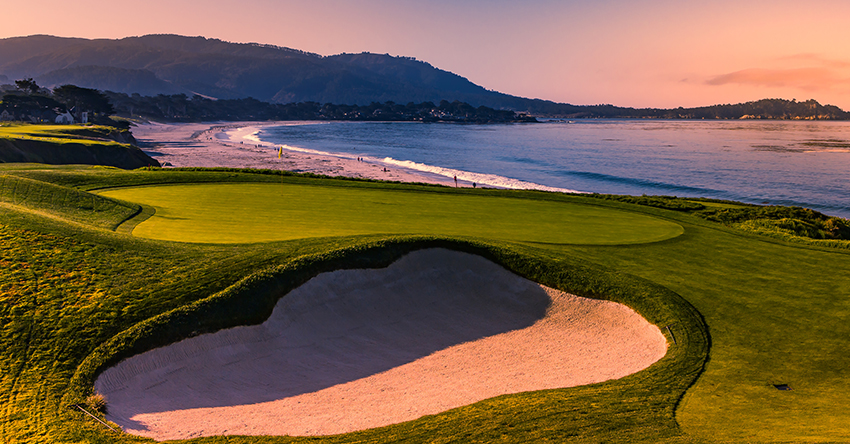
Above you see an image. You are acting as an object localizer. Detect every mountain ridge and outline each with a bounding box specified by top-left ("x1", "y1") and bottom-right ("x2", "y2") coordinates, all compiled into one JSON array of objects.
[
  {"x1": 1, "y1": 34, "x2": 848, "y2": 119},
  {"x1": 0, "y1": 34, "x2": 517, "y2": 107}
]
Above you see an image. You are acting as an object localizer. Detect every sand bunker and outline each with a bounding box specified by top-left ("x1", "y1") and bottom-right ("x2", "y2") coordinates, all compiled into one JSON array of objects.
[{"x1": 95, "y1": 249, "x2": 667, "y2": 440}]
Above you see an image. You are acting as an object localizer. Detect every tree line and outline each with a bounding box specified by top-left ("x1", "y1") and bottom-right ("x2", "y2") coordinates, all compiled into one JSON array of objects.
[
  {"x1": 0, "y1": 79, "x2": 115, "y2": 124},
  {"x1": 102, "y1": 92, "x2": 538, "y2": 123},
  {"x1": 1, "y1": 80, "x2": 536, "y2": 126},
  {"x1": 530, "y1": 98, "x2": 850, "y2": 120},
  {"x1": 4, "y1": 77, "x2": 846, "y2": 125}
]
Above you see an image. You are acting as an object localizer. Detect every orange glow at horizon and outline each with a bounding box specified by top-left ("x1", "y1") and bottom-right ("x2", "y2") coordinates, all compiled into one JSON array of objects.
[{"x1": 2, "y1": 0, "x2": 849, "y2": 109}]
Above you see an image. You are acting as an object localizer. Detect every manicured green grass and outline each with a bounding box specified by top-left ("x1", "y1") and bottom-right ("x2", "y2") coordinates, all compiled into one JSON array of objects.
[
  {"x1": 558, "y1": 217, "x2": 850, "y2": 442},
  {"x1": 1, "y1": 164, "x2": 848, "y2": 444},
  {"x1": 98, "y1": 182, "x2": 684, "y2": 244}
]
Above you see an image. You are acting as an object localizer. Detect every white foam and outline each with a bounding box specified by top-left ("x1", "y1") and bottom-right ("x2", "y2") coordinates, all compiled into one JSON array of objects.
[
  {"x1": 242, "y1": 130, "x2": 264, "y2": 145},
  {"x1": 379, "y1": 157, "x2": 586, "y2": 193},
  {"x1": 240, "y1": 126, "x2": 588, "y2": 194}
]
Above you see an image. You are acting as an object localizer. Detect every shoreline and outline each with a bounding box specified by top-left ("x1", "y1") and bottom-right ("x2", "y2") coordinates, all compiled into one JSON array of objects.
[
  {"x1": 132, "y1": 121, "x2": 586, "y2": 193},
  {"x1": 132, "y1": 121, "x2": 476, "y2": 188},
  {"x1": 127, "y1": 121, "x2": 850, "y2": 219}
]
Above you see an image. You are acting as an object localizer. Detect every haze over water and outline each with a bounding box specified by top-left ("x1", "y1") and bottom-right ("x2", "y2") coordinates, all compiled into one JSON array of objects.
[{"x1": 259, "y1": 120, "x2": 850, "y2": 219}]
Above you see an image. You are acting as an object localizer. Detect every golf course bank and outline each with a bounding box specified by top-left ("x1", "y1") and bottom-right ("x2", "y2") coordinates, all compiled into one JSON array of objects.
[
  {"x1": 0, "y1": 124, "x2": 159, "y2": 170},
  {"x1": 1, "y1": 164, "x2": 849, "y2": 443}
]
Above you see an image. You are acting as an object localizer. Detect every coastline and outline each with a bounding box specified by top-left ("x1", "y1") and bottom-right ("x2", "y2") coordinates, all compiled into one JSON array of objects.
[{"x1": 132, "y1": 121, "x2": 475, "y2": 188}]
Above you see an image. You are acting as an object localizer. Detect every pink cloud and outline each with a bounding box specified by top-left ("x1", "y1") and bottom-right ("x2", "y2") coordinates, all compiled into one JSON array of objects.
[
  {"x1": 706, "y1": 67, "x2": 847, "y2": 91},
  {"x1": 775, "y1": 54, "x2": 850, "y2": 69}
]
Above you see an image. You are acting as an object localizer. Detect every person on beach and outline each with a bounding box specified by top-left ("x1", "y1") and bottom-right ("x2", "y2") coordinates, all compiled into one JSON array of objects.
[{"x1": 454, "y1": 175, "x2": 457, "y2": 187}]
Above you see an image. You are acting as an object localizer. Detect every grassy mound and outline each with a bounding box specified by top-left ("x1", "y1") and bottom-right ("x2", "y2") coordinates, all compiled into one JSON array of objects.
[
  {"x1": 1, "y1": 165, "x2": 848, "y2": 443},
  {"x1": 594, "y1": 193, "x2": 850, "y2": 248},
  {"x1": 0, "y1": 124, "x2": 158, "y2": 169},
  {"x1": 0, "y1": 173, "x2": 139, "y2": 230}
]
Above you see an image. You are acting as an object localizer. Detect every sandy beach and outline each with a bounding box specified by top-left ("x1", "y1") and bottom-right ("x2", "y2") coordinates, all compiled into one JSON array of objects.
[
  {"x1": 133, "y1": 121, "x2": 474, "y2": 187},
  {"x1": 96, "y1": 249, "x2": 667, "y2": 440}
]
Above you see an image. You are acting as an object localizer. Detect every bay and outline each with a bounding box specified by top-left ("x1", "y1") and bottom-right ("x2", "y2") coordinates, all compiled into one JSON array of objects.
[{"x1": 257, "y1": 120, "x2": 850, "y2": 218}]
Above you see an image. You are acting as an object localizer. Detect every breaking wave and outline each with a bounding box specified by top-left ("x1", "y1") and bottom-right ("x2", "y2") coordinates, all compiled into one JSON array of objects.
[
  {"x1": 246, "y1": 129, "x2": 586, "y2": 194},
  {"x1": 379, "y1": 157, "x2": 586, "y2": 194}
]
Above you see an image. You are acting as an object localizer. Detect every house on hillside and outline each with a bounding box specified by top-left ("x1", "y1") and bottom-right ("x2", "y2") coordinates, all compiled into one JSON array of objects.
[
  {"x1": 55, "y1": 111, "x2": 75, "y2": 124},
  {"x1": 0, "y1": 110, "x2": 12, "y2": 121},
  {"x1": 35, "y1": 110, "x2": 59, "y2": 123}
]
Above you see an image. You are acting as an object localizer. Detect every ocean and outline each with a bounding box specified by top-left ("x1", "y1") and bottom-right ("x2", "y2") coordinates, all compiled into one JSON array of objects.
[{"x1": 256, "y1": 119, "x2": 850, "y2": 219}]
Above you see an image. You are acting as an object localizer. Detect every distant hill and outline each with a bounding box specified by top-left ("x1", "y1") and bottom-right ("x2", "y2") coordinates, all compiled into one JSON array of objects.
[
  {"x1": 37, "y1": 66, "x2": 185, "y2": 96},
  {"x1": 0, "y1": 34, "x2": 523, "y2": 108},
  {"x1": 1, "y1": 34, "x2": 848, "y2": 119},
  {"x1": 537, "y1": 98, "x2": 850, "y2": 120}
]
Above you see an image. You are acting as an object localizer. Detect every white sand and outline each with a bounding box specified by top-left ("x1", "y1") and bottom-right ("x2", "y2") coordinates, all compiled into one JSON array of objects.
[
  {"x1": 95, "y1": 249, "x2": 667, "y2": 440},
  {"x1": 133, "y1": 121, "x2": 471, "y2": 187}
]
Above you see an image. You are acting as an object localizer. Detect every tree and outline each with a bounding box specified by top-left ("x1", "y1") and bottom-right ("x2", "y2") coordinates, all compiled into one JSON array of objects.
[
  {"x1": 52, "y1": 85, "x2": 114, "y2": 120},
  {"x1": 0, "y1": 94, "x2": 64, "y2": 121},
  {"x1": 14, "y1": 78, "x2": 39, "y2": 95}
]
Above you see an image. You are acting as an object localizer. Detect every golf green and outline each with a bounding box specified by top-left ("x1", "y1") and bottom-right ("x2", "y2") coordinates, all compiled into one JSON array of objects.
[{"x1": 99, "y1": 183, "x2": 684, "y2": 244}]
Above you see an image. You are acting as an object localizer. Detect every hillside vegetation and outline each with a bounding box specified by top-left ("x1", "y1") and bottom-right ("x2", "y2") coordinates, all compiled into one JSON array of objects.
[{"x1": 103, "y1": 94, "x2": 536, "y2": 123}]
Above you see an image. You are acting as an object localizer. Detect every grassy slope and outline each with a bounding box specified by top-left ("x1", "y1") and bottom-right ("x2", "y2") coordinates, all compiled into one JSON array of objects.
[
  {"x1": 0, "y1": 125, "x2": 156, "y2": 169},
  {"x1": 1, "y1": 165, "x2": 847, "y2": 443},
  {"x1": 0, "y1": 173, "x2": 139, "y2": 230},
  {"x1": 0, "y1": 125, "x2": 129, "y2": 148}
]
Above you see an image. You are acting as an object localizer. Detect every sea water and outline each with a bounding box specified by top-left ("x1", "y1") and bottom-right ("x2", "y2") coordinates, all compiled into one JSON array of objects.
[{"x1": 256, "y1": 119, "x2": 850, "y2": 218}]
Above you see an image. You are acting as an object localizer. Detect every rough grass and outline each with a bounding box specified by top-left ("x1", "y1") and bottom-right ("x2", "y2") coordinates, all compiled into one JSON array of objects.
[
  {"x1": 1, "y1": 165, "x2": 848, "y2": 443},
  {"x1": 733, "y1": 219, "x2": 850, "y2": 249},
  {"x1": 591, "y1": 193, "x2": 850, "y2": 249}
]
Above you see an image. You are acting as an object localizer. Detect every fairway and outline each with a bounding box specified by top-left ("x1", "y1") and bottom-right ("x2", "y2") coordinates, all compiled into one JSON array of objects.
[
  {"x1": 99, "y1": 182, "x2": 684, "y2": 244},
  {"x1": 5, "y1": 165, "x2": 850, "y2": 444}
]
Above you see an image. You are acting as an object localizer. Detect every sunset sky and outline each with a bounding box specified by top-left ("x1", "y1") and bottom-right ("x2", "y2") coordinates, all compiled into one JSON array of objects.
[{"x1": 3, "y1": 0, "x2": 849, "y2": 109}]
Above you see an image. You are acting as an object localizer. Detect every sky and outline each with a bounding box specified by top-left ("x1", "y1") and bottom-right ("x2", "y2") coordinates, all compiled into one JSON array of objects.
[{"x1": 3, "y1": 0, "x2": 850, "y2": 109}]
